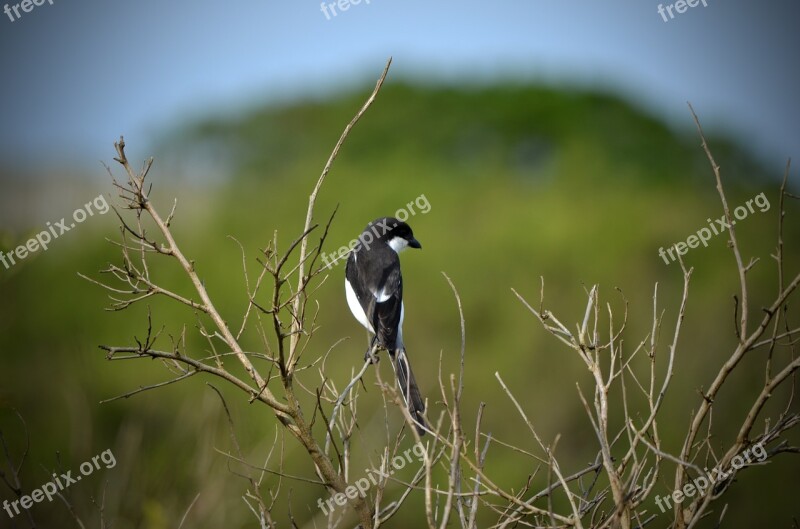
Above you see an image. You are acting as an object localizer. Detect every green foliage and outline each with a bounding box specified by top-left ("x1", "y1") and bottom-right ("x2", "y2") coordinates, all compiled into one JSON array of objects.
[{"x1": 1, "y1": 82, "x2": 797, "y2": 527}]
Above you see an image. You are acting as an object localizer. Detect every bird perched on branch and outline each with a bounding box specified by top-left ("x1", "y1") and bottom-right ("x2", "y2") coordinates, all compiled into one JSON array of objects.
[{"x1": 345, "y1": 217, "x2": 427, "y2": 434}]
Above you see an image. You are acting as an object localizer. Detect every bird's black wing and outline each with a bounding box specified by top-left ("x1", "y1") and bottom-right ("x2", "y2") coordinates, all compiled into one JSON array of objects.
[
  {"x1": 372, "y1": 264, "x2": 403, "y2": 350},
  {"x1": 345, "y1": 246, "x2": 403, "y2": 350}
]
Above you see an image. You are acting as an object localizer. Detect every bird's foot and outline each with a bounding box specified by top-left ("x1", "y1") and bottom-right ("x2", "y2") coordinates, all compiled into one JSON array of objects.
[{"x1": 364, "y1": 349, "x2": 380, "y2": 364}]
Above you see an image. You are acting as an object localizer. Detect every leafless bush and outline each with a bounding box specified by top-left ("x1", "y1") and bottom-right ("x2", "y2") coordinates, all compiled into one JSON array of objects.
[{"x1": 84, "y1": 60, "x2": 799, "y2": 528}]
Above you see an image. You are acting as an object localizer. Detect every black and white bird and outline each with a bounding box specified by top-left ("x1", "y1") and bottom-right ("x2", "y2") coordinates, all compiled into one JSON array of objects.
[{"x1": 345, "y1": 217, "x2": 427, "y2": 434}]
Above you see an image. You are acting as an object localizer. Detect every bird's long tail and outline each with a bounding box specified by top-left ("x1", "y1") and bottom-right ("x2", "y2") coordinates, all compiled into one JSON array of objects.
[{"x1": 392, "y1": 349, "x2": 427, "y2": 435}]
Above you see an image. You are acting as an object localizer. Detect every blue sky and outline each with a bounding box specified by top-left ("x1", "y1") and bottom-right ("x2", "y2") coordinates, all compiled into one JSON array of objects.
[{"x1": 0, "y1": 0, "x2": 797, "y2": 172}]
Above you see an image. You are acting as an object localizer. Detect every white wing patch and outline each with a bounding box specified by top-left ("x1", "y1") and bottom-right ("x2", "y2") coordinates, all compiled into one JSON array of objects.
[
  {"x1": 345, "y1": 279, "x2": 373, "y2": 333},
  {"x1": 397, "y1": 302, "x2": 405, "y2": 349},
  {"x1": 376, "y1": 286, "x2": 391, "y2": 302}
]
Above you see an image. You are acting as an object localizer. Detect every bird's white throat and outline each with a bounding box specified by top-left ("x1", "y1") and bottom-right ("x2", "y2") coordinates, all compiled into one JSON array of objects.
[{"x1": 387, "y1": 237, "x2": 409, "y2": 253}]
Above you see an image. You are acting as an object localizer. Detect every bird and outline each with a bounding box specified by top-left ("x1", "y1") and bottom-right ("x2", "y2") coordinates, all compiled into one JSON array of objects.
[{"x1": 345, "y1": 217, "x2": 427, "y2": 435}]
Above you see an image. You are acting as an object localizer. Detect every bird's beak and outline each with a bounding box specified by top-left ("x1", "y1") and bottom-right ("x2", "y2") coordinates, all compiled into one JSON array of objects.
[{"x1": 409, "y1": 238, "x2": 422, "y2": 249}]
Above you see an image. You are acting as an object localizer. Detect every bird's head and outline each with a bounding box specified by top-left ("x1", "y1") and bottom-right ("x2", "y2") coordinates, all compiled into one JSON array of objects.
[{"x1": 364, "y1": 217, "x2": 422, "y2": 253}]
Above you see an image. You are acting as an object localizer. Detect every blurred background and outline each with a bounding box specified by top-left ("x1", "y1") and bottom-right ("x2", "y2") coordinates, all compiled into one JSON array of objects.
[{"x1": 1, "y1": 1, "x2": 799, "y2": 527}]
